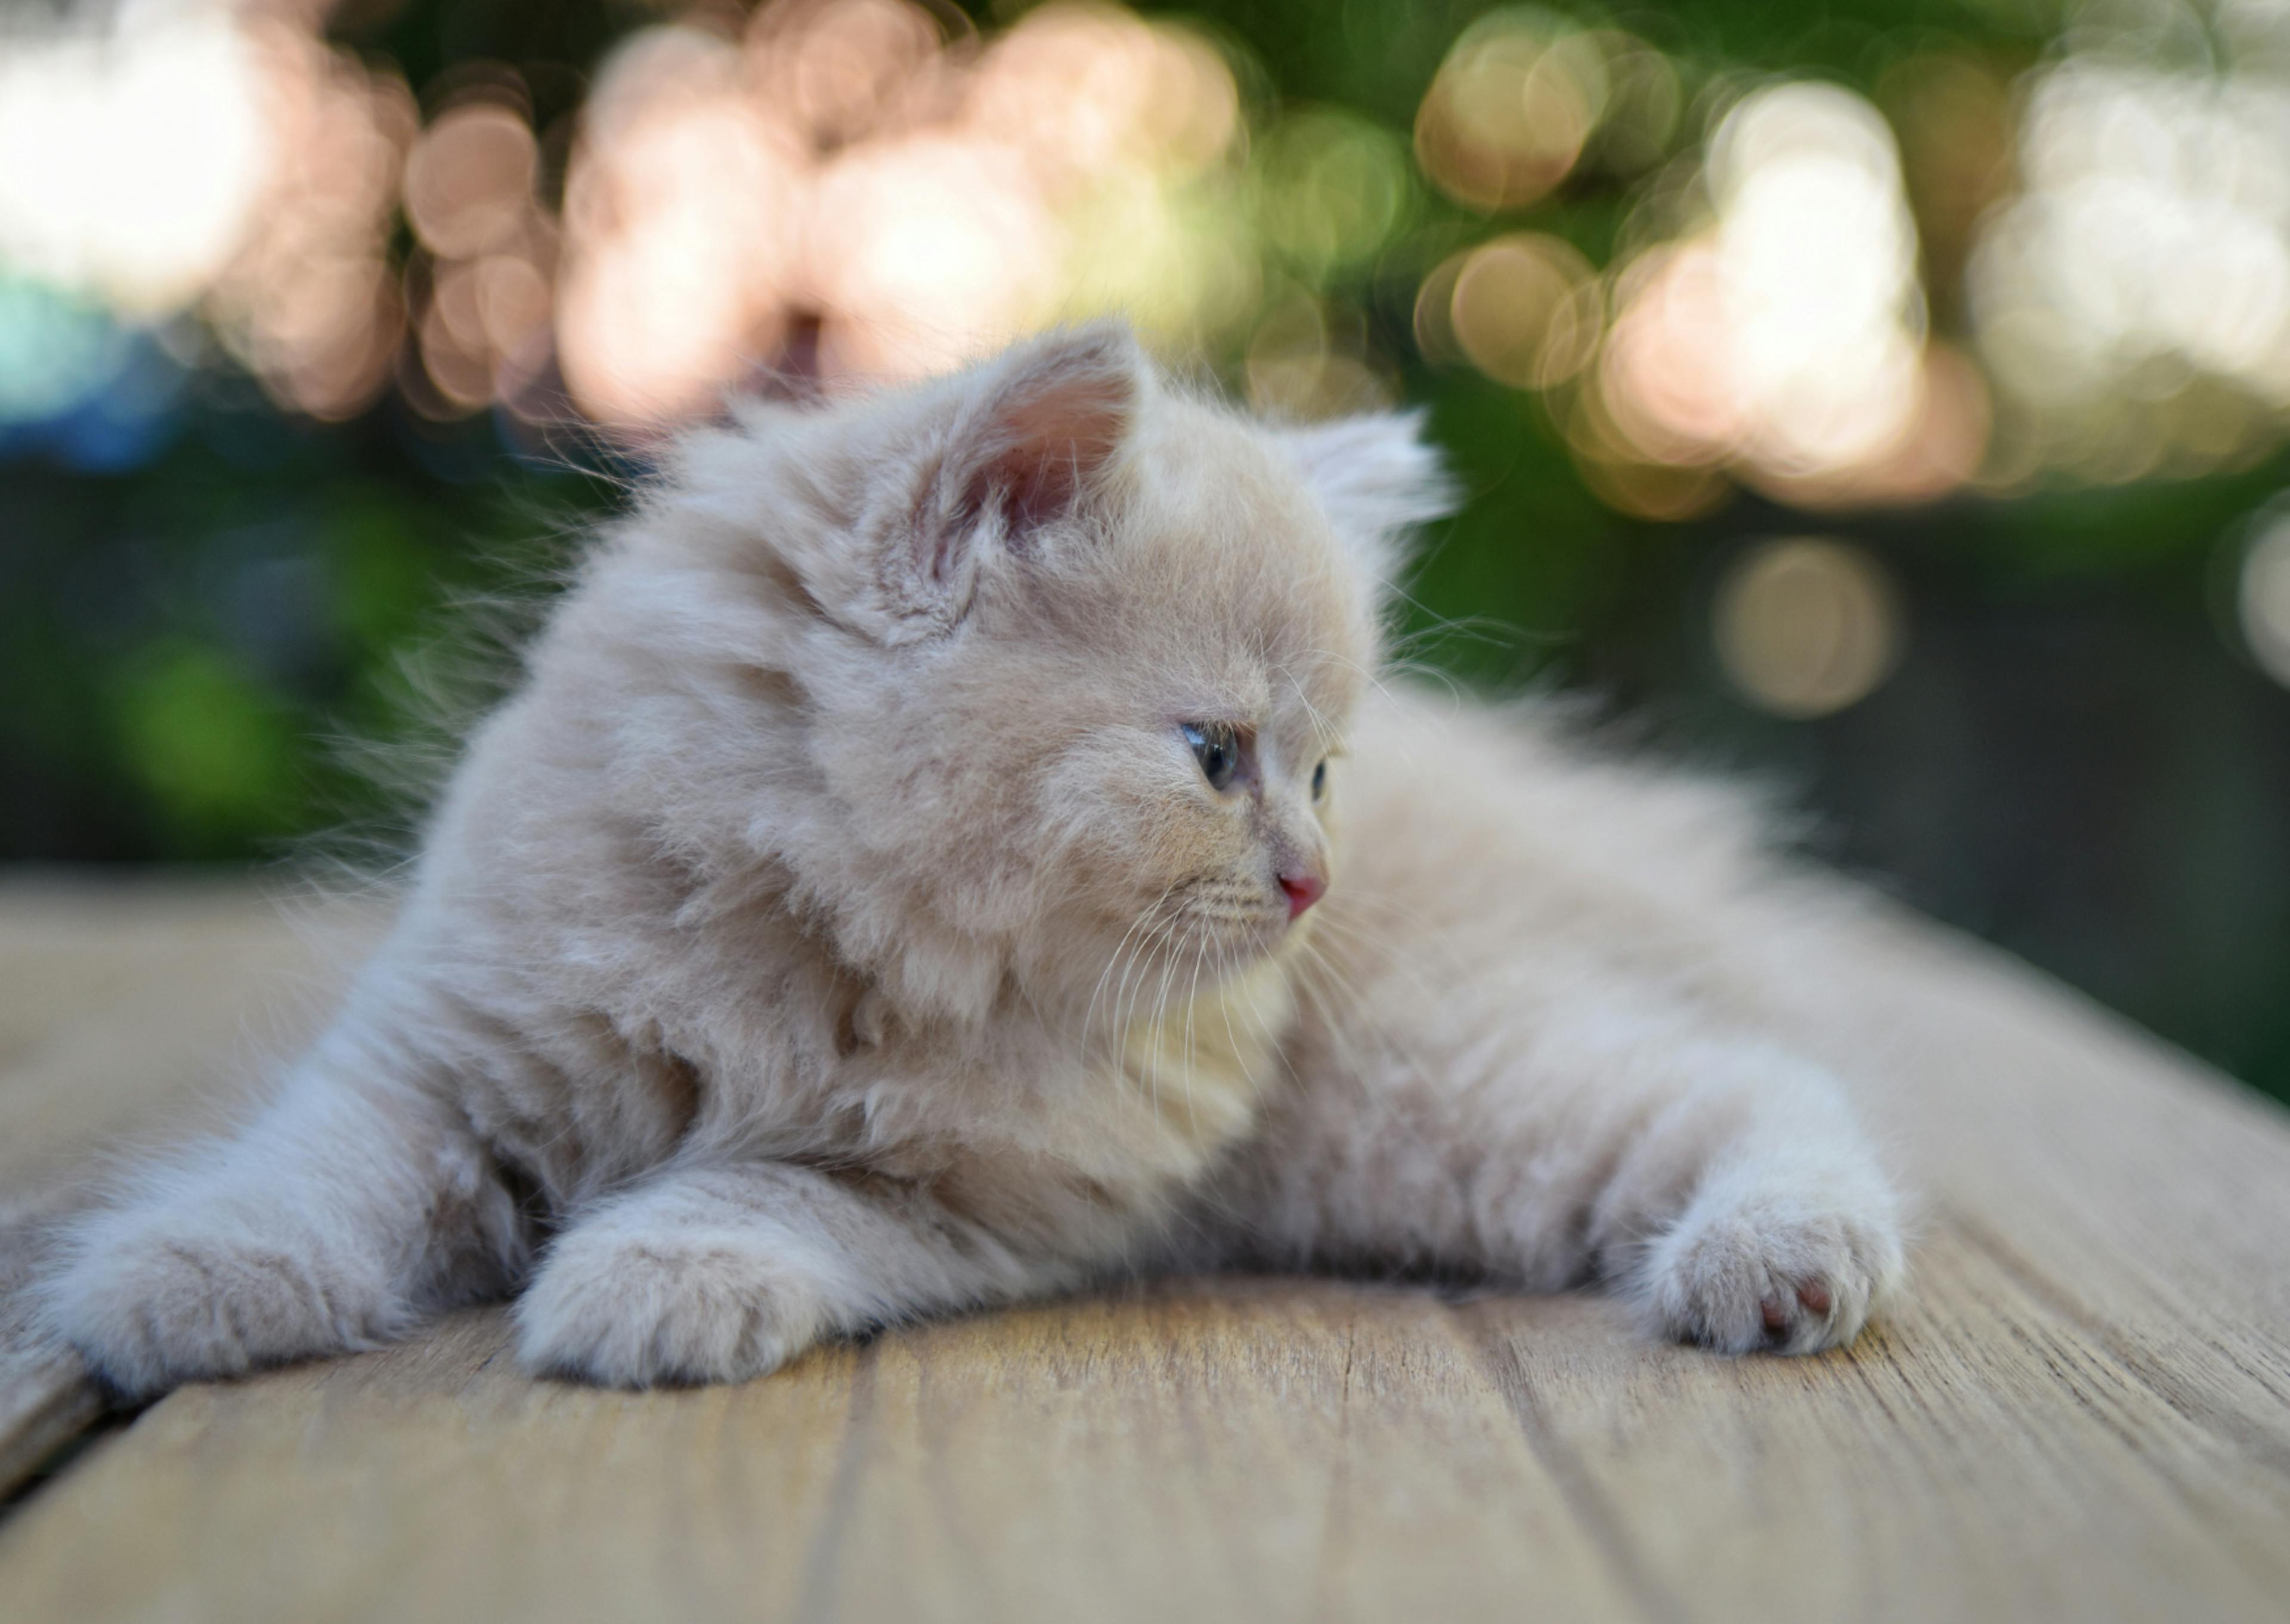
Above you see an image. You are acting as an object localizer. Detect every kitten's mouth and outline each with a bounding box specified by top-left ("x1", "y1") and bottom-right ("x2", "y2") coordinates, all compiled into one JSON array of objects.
[
  {"x1": 1175, "y1": 900, "x2": 1300, "y2": 961},
  {"x1": 1095, "y1": 878, "x2": 1308, "y2": 998}
]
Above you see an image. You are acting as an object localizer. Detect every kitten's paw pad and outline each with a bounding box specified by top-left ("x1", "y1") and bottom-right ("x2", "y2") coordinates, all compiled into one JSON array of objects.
[
  {"x1": 44, "y1": 1213, "x2": 396, "y2": 1399},
  {"x1": 514, "y1": 1226, "x2": 826, "y2": 1388},
  {"x1": 1641, "y1": 1198, "x2": 1902, "y2": 1356}
]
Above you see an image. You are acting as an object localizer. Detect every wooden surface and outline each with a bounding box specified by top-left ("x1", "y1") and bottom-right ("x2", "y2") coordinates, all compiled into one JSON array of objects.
[{"x1": 1, "y1": 877, "x2": 2288, "y2": 1623}]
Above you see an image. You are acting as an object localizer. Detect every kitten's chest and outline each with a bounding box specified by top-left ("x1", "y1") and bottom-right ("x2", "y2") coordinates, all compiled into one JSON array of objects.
[
  {"x1": 830, "y1": 957, "x2": 1299, "y2": 1203},
  {"x1": 1093, "y1": 955, "x2": 1296, "y2": 1180}
]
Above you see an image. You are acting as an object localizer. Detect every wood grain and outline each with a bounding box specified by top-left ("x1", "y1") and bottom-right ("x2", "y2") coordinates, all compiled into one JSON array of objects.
[{"x1": 1, "y1": 881, "x2": 2286, "y2": 1623}]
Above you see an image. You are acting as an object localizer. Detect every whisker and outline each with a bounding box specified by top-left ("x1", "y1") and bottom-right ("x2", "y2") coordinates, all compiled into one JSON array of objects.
[{"x1": 1084, "y1": 879, "x2": 1182, "y2": 1049}]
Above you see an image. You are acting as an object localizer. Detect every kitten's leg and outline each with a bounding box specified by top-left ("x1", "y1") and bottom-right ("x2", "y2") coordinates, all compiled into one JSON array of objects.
[
  {"x1": 44, "y1": 1017, "x2": 525, "y2": 1399},
  {"x1": 514, "y1": 1161, "x2": 1050, "y2": 1387},
  {"x1": 1589, "y1": 1035, "x2": 1906, "y2": 1354},
  {"x1": 1214, "y1": 1005, "x2": 1905, "y2": 1355}
]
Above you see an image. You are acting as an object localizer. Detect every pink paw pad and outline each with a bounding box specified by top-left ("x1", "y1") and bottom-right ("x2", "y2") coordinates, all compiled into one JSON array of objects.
[{"x1": 1759, "y1": 1279, "x2": 1837, "y2": 1346}]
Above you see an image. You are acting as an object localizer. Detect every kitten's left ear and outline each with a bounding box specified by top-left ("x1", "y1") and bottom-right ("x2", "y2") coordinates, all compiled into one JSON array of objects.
[
  {"x1": 1269, "y1": 409, "x2": 1457, "y2": 595},
  {"x1": 881, "y1": 323, "x2": 1142, "y2": 638}
]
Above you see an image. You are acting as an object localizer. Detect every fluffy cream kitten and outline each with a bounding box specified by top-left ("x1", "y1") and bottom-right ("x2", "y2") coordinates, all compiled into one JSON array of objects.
[{"x1": 45, "y1": 324, "x2": 1904, "y2": 1394}]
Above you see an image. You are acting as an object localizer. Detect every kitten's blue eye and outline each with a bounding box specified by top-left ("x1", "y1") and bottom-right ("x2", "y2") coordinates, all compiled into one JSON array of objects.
[
  {"x1": 1311, "y1": 759, "x2": 1327, "y2": 801},
  {"x1": 1182, "y1": 722, "x2": 1240, "y2": 792}
]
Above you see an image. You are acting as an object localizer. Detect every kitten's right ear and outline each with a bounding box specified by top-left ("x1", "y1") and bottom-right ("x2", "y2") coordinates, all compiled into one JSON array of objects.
[
  {"x1": 867, "y1": 323, "x2": 1143, "y2": 641},
  {"x1": 1268, "y1": 408, "x2": 1457, "y2": 596}
]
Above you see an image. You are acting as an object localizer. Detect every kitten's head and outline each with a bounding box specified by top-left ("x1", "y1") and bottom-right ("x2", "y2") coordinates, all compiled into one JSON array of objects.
[{"x1": 627, "y1": 323, "x2": 1450, "y2": 1024}]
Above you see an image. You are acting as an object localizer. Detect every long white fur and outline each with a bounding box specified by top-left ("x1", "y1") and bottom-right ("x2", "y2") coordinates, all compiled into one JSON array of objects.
[{"x1": 43, "y1": 323, "x2": 1905, "y2": 1393}]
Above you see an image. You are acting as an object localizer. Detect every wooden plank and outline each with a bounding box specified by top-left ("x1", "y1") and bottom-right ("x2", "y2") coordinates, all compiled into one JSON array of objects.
[
  {"x1": 0, "y1": 1287, "x2": 1643, "y2": 1624},
  {"x1": 802, "y1": 1281, "x2": 1639, "y2": 1624},
  {"x1": 1, "y1": 884, "x2": 2287, "y2": 1623},
  {"x1": 4, "y1": 1256, "x2": 2285, "y2": 1622},
  {"x1": 1464, "y1": 1231, "x2": 2290, "y2": 1624},
  {"x1": 0, "y1": 877, "x2": 379, "y2": 1200},
  {"x1": 1784, "y1": 915, "x2": 2290, "y2": 1477}
]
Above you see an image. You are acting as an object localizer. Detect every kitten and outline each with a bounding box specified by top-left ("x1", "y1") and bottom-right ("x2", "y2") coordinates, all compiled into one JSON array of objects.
[{"x1": 44, "y1": 324, "x2": 1904, "y2": 1394}]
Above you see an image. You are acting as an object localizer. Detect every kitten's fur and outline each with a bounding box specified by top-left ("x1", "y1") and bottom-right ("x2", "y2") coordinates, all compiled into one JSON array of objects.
[{"x1": 45, "y1": 325, "x2": 1905, "y2": 1394}]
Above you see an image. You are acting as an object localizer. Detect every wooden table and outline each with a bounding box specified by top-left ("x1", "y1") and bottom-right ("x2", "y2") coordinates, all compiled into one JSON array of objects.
[{"x1": 1, "y1": 876, "x2": 2286, "y2": 1623}]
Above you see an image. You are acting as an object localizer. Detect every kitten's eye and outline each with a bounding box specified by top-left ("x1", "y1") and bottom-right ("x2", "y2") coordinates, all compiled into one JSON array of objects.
[
  {"x1": 1181, "y1": 722, "x2": 1240, "y2": 792},
  {"x1": 1311, "y1": 758, "x2": 1327, "y2": 801}
]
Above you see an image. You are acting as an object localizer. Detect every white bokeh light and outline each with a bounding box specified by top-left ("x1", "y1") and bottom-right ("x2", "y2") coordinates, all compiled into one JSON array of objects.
[
  {"x1": 1966, "y1": 8, "x2": 2290, "y2": 478},
  {"x1": 0, "y1": 12, "x2": 273, "y2": 314},
  {"x1": 1596, "y1": 81, "x2": 1953, "y2": 503}
]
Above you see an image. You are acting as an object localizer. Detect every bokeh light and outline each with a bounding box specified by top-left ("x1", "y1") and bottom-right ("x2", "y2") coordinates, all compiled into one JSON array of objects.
[
  {"x1": 1447, "y1": 233, "x2": 1598, "y2": 390},
  {"x1": 1415, "y1": 10, "x2": 1611, "y2": 212},
  {"x1": 0, "y1": 0, "x2": 1290, "y2": 434},
  {"x1": 1244, "y1": 293, "x2": 1393, "y2": 420},
  {"x1": 2, "y1": 0, "x2": 2289, "y2": 540},
  {"x1": 1593, "y1": 82, "x2": 1969, "y2": 507},
  {"x1": 2241, "y1": 512, "x2": 2290, "y2": 687},
  {"x1": 1966, "y1": 7, "x2": 2290, "y2": 482},
  {"x1": 1256, "y1": 110, "x2": 1413, "y2": 281},
  {"x1": 1714, "y1": 537, "x2": 1903, "y2": 718},
  {"x1": 0, "y1": 277, "x2": 123, "y2": 424},
  {"x1": 0, "y1": 11, "x2": 272, "y2": 315},
  {"x1": 546, "y1": 0, "x2": 1273, "y2": 417},
  {"x1": 404, "y1": 103, "x2": 537, "y2": 262},
  {"x1": 557, "y1": 23, "x2": 806, "y2": 424}
]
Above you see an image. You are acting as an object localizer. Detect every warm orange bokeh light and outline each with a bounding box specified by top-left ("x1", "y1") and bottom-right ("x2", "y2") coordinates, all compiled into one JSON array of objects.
[
  {"x1": 1449, "y1": 233, "x2": 1599, "y2": 391},
  {"x1": 1715, "y1": 537, "x2": 1904, "y2": 717},
  {"x1": 546, "y1": 0, "x2": 1257, "y2": 424},
  {"x1": 557, "y1": 26, "x2": 806, "y2": 426},
  {"x1": 404, "y1": 103, "x2": 537, "y2": 262},
  {"x1": 1416, "y1": 13, "x2": 1610, "y2": 212}
]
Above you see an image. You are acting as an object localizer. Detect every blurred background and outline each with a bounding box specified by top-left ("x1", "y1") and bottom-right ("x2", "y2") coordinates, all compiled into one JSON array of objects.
[{"x1": 2, "y1": 0, "x2": 2286, "y2": 1104}]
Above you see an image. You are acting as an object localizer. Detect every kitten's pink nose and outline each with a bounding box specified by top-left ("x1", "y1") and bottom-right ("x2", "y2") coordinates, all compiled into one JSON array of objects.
[{"x1": 1279, "y1": 870, "x2": 1326, "y2": 921}]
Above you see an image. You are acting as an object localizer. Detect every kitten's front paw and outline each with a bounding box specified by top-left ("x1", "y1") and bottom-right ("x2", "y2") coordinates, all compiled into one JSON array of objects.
[
  {"x1": 44, "y1": 1208, "x2": 398, "y2": 1400},
  {"x1": 1636, "y1": 1177, "x2": 1905, "y2": 1356},
  {"x1": 514, "y1": 1220, "x2": 828, "y2": 1388}
]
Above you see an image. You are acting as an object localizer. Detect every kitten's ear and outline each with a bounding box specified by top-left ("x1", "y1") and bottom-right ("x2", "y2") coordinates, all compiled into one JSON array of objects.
[
  {"x1": 945, "y1": 322, "x2": 1141, "y2": 543},
  {"x1": 881, "y1": 323, "x2": 1143, "y2": 637},
  {"x1": 1270, "y1": 408, "x2": 1456, "y2": 595}
]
